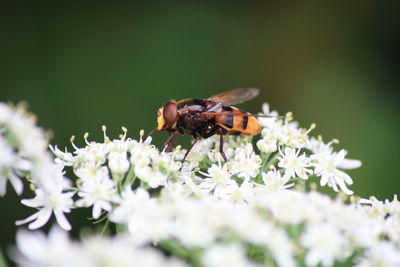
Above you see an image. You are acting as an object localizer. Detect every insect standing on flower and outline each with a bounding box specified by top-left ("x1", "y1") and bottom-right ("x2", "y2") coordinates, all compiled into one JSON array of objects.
[{"x1": 148, "y1": 88, "x2": 273, "y2": 168}]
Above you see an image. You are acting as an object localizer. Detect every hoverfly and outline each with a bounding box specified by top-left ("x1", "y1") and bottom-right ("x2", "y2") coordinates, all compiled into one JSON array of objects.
[{"x1": 148, "y1": 88, "x2": 273, "y2": 168}]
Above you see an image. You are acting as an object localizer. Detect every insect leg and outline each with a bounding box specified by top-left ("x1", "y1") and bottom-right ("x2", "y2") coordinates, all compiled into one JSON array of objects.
[
  {"x1": 144, "y1": 127, "x2": 157, "y2": 141},
  {"x1": 168, "y1": 134, "x2": 181, "y2": 151},
  {"x1": 219, "y1": 134, "x2": 228, "y2": 162},
  {"x1": 202, "y1": 127, "x2": 217, "y2": 138},
  {"x1": 179, "y1": 138, "x2": 199, "y2": 171},
  {"x1": 162, "y1": 131, "x2": 178, "y2": 152}
]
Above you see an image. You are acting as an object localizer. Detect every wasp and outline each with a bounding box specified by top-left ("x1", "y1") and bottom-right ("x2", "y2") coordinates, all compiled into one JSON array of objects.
[{"x1": 148, "y1": 88, "x2": 272, "y2": 168}]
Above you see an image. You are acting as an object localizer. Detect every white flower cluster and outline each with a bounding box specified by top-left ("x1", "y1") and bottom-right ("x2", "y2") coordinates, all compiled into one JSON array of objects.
[
  {"x1": 12, "y1": 227, "x2": 187, "y2": 267},
  {"x1": 0, "y1": 103, "x2": 72, "y2": 230},
  {"x1": 3, "y1": 101, "x2": 399, "y2": 267}
]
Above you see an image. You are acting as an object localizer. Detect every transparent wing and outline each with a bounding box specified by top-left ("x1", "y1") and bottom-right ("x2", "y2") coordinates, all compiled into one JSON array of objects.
[{"x1": 207, "y1": 88, "x2": 259, "y2": 106}]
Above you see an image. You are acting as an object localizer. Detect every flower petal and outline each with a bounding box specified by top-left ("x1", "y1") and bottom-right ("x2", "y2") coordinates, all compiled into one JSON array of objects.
[
  {"x1": 0, "y1": 176, "x2": 7, "y2": 196},
  {"x1": 338, "y1": 159, "x2": 362, "y2": 169},
  {"x1": 28, "y1": 208, "x2": 52, "y2": 230},
  {"x1": 54, "y1": 209, "x2": 71, "y2": 231},
  {"x1": 16, "y1": 211, "x2": 39, "y2": 226},
  {"x1": 9, "y1": 172, "x2": 24, "y2": 195}
]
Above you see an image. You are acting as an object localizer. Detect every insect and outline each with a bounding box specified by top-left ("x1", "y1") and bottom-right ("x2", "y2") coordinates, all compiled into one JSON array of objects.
[{"x1": 148, "y1": 88, "x2": 272, "y2": 168}]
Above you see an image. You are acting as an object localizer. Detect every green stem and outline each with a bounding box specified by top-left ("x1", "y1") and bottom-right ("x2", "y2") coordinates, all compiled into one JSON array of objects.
[
  {"x1": 115, "y1": 223, "x2": 127, "y2": 234},
  {"x1": 158, "y1": 241, "x2": 202, "y2": 267},
  {"x1": 0, "y1": 249, "x2": 8, "y2": 267},
  {"x1": 100, "y1": 220, "x2": 110, "y2": 236},
  {"x1": 123, "y1": 164, "x2": 136, "y2": 188},
  {"x1": 260, "y1": 153, "x2": 271, "y2": 171}
]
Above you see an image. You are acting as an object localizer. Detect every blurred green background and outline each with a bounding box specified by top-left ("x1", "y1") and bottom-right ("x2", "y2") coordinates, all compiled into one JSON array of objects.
[{"x1": 1, "y1": 0, "x2": 399, "y2": 257}]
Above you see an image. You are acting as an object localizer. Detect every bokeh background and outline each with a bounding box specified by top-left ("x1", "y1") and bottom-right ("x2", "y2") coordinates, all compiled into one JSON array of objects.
[{"x1": 1, "y1": 0, "x2": 399, "y2": 260}]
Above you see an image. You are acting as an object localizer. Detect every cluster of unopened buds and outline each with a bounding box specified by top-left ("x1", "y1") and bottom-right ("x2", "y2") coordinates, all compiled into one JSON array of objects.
[{"x1": 1, "y1": 102, "x2": 399, "y2": 267}]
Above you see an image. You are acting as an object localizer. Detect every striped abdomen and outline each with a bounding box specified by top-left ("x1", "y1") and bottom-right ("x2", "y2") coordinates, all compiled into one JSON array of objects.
[{"x1": 215, "y1": 106, "x2": 261, "y2": 136}]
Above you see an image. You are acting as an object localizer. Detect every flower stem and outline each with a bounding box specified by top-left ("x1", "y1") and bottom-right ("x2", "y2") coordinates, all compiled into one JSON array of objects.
[
  {"x1": 100, "y1": 220, "x2": 110, "y2": 236},
  {"x1": 0, "y1": 249, "x2": 8, "y2": 267}
]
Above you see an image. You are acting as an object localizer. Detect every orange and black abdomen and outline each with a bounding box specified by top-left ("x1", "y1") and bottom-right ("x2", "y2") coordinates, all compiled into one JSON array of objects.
[{"x1": 215, "y1": 106, "x2": 261, "y2": 136}]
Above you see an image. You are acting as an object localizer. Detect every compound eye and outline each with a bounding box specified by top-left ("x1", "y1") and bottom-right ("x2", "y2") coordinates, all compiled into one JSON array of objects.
[{"x1": 163, "y1": 102, "x2": 178, "y2": 124}]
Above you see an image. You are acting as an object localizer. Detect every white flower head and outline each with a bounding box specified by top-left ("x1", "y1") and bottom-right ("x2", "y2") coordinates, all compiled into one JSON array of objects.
[
  {"x1": 16, "y1": 188, "x2": 75, "y2": 231},
  {"x1": 13, "y1": 227, "x2": 77, "y2": 267},
  {"x1": 110, "y1": 187, "x2": 151, "y2": 224},
  {"x1": 202, "y1": 244, "x2": 257, "y2": 267},
  {"x1": 0, "y1": 137, "x2": 30, "y2": 196},
  {"x1": 232, "y1": 143, "x2": 261, "y2": 180},
  {"x1": 301, "y1": 223, "x2": 349, "y2": 267},
  {"x1": 76, "y1": 176, "x2": 116, "y2": 219},
  {"x1": 259, "y1": 168, "x2": 294, "y2": 192},
  {"x1": 214, "y1": 179, "x2": 255, "y2": 203},
  {"x1": 258, "y1": 103, "x2": 279, "y2": 129},
  {"x1": 256, "y1": 134, "x2": 278, "y2": 153},
  {"x1": 311, "y1": 149, "x2": 360, "y2": 195},
  {"x1": 355, "y1": 241, "x2": 400, "y2": 267},
  {"x1": 108, "y1": 151, "x2": 130, "y2": 179},
  {"x1": 200, "y1": 160, "x2": 233, "y2": 191},
  {"x1": 278, "y1": 147, "x2": 312, "y2": 179}
]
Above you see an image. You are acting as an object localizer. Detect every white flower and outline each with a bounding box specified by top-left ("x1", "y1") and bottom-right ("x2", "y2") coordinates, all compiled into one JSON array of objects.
[
  {"x1": 311, "y1": 149, "x2": 360, "y2": 195},
  {"x1": 13, "y1": 227, "x2": 188, "y2": 267},
  {"x1": 110, "y1": 187, "x2": 151, "y2": 223},
  {"x1": 214, "y1": 180, "x2": 255, "y2": 203},
  {"x1": 232, "y1": 143, "x2": 261, "y2": 180},
  {"x1": 0, "y1": 137, "x2": 30, "y2": 196},
  {"x1": 16, "y1": 188, "x2": 74, "y2": 231},
  {"x1": 108, "y1": 151, "x2": 130, "y2": 179},
  {"x1": 256, "y1": 134, "x2": 277, "y2": 153},
  {"x1": 202, "y1": 244, "x2": 258, "y2": 267},
  {"x1": 76, "y1": 176, "x2": 116, "y2": 219},
  {"x1": 301, "y1": 223, "x2": 349, "y2": 267},
  {"x1": 4, "y1": 104, "x2": 49, "y2": 159},
  {"x1": 167, "y1": 176, "x2": 210, "y2": 199},
  {"x1": 355, "y1": 241, "x2": 400, "y2": 267},
  {"x1": 80, "y1": 235, "x2": 188, "y2": 267},
  {"x1": 49, "y1": 145, "x2": 74, "y2": 166},
  {"x1": 258, "y1": 169, "x2": 294, "y2": 192},
  {"x1": 172, "y1": 200, "x2": 217, "y2": 247},
  {"x1": 184, "y1": 138, "x2": 214, "y2": 165},
  {"x1": 13, "y1": 227, "x2": 77, "y2": 267},
  {"x1": 136, "y1": 167, "x2": 168, "y2": 188},
  {"x1": 207, "y1": 144, "x2": 235, "y2": 162},
  {"x1": 125, "y1": 202, "x2": 173, "y2": 244},
  {"x1": 278, "y1": 147, "x2": 312, "y2": 179},
  {"x1": 200, "y1": 160, "x2": 233, "y2": 191},
  {"x1": 258, "y1": 103, "x2": 279, "y2": 128},
  {"x1": 255, "y1": 190, "x2": 323, "y2": 225},
  {"x1": 111, "y1": 188, "x2": 172, "y2": 245}
]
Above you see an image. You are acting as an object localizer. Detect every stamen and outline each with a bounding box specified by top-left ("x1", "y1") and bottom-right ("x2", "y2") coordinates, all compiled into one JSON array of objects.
[
  {"x1": 29, "y1": 183, "x2": 36, "y2": 191},
  {"x1": 84, "y1": 132, "x2": 90, "y2": 145},
  {"x1": 102, "y1": 125, "x2": 110, "y2": 144},
  {"x1": 285, "y1": 112, "x2": 293, "y2": 122},
  {"x1": 305, "y1": 123, "x2": 316, "y2": 135},
  {"x1": 309, "y1": 182, "x2": 317, "y2": 190},
  {"x1": 70, "y1": 135, "x2": 79, "y2": 150},
  {"x1": 121, "y1": 126, "x2": 128, "y2": 140},
  {"x1": 269, "y1": 164, "x2": 275, "y2": 170}
]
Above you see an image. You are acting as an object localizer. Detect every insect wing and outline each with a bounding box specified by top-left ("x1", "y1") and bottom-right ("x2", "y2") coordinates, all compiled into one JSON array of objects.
[{"x1": 207, "y1": 88, "x2": 259, "y2": 106}]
